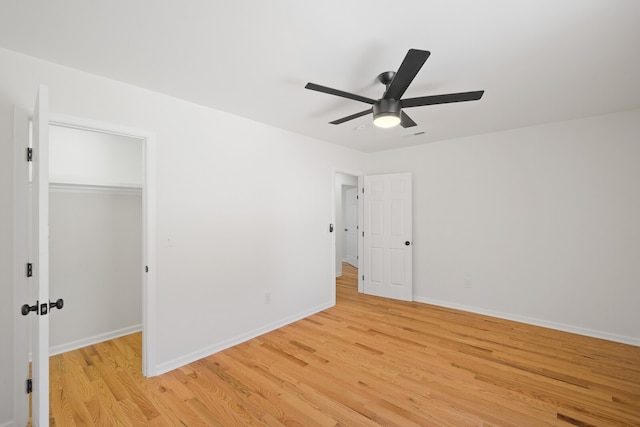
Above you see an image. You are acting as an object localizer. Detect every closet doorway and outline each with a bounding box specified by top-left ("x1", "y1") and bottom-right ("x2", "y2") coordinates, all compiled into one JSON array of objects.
[{"x1": 47, "y1": 116, "x2": 156, "y2": 376}]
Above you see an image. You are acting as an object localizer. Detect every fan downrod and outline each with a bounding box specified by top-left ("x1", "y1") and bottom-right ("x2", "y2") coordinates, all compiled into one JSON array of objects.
[{"x1": 377, "y1": 71, "x2": 396, "y2": 87}]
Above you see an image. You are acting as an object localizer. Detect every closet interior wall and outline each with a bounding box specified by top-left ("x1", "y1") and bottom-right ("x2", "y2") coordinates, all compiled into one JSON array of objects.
[{"x1": 48, "y1": 124, "x2": 143, "y2": 355}]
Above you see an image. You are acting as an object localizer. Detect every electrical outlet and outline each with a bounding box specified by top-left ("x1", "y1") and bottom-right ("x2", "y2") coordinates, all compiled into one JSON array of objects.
[
  {"x1": 464, "y1": 279, "x2": 471, "y2": 289},
  {"x1": 265, "y1": 292, "x2": 271, "y2": 304}
]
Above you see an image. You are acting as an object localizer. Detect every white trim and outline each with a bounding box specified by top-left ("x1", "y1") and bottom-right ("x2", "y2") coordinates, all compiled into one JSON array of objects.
[
  {"x1": 47, "y1": 113, "x2": 158, "y2": 377},
  {"x1": 414, "y1": 296, "x2": 640, "y2": 347},
  {"x1": 0, "y1": 420, "x2": 15, "y2": 427},
  {"x1": 357, "y1": 175, "x2": 363, "y2": 293},
  {"x1": 330, "y1": 172, "x2": 337, "y2": 304},
  {"x1": 155, "y1": 301, "x2": 334, "y2": 376},
  {"x1": 49, "y1": 114, "x2": 150, "y2": 140},
  {"x1": 49, "y1": 324, "x2": 142, "y2": 356},
  {"x1": 142, "y1": 133, "x2": 157, "y2": 377}
]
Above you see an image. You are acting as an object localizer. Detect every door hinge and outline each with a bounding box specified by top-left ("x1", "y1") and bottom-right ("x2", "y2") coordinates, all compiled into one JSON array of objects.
[
  {"x1": 362, "y1": 275, "x2": 364, "y2": 281},
  {"x1": 362, "y1": 232, "x2": 364, "y2": 237},
  {"x1": 26, "y1": 379, "x2": 32, "y2": 394},
  {"x1": 26, "y1": 263, "x2": 32, "y2": 277},
  {"x1": 357, "y1": 195, "x2": 359, "y2": 199},
  {"x1": 26, "y1": 148, "x2": 33, "y2": 162},
  {"x1": 145, "y1": 265, "x2": 149, "y2": 273},
  {"x1": 362, "y1": 187, "x2": 364, "y2": 193}
]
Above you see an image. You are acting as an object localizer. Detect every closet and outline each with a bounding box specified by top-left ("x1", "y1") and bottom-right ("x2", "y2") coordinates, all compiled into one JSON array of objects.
[{"x1": 48, "y1": 124, "x2": 143, "y2": 355}]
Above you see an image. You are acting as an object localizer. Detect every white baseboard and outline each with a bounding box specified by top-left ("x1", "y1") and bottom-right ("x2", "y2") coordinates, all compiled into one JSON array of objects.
[
  {"x1": 413, "y1": 296, "x2": 640, "y2": 347},
  {"x1": 155, "y1": 301, "x2": 334, "y2": 376},
  {"x1": 0, "y1": 420, "x2": 15, "y2": 427},
  {"x1": 49, "y1": 324, "x2": 142, "y2": 356}
]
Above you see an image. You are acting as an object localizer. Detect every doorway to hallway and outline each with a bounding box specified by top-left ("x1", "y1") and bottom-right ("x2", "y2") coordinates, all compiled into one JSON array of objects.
[{"x1": 334, "y1": 172, "x2": 360, "y2": 296}]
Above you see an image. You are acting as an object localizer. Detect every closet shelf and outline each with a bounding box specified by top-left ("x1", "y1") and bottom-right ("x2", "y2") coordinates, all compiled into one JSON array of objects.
[{"x1": 49, "y1": 181, "x2": 142, "y2": 194}]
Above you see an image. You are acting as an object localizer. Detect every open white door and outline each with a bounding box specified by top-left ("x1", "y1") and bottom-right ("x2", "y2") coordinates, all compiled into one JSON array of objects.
[
  {"x1": 345, "y1": 187, "x2": 358, "y2": 267},
  {"x1": 13, "y1": 106, "x2": 30, "y2": 426},
  {"x1": 31, "y1": 84, "x2": 51, "y2": 426},
  {"x1": 363, "y1": 173, "x2": 413, "y2": 301}
]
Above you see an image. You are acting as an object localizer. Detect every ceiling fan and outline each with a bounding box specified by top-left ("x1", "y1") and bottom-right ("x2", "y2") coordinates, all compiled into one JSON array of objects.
[{"x1": 305, "y1": 49, "x2": 484, "y2": 129}]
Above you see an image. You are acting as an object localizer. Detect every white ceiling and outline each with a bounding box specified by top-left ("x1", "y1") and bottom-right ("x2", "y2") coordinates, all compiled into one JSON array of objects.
[{"x1": 1, "y1": 0, "x2": 639, "y2": 153}]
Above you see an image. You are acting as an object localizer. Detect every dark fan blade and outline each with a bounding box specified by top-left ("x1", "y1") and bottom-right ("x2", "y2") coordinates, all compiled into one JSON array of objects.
[
  {"x1": 305, "y1": 83, "x2": 376, "y2": 105},
  {"x1": 383, "y1": 49, "x2": 431, "y2": 100},
  {"x1": 330, "y1": 108, "x2": 372, "y2": 125},
  {"x1": 401, "y1": 90, "x2": 484, "y2": 108},
  {"x1": 400, "y1": 111, "x2": 417, "y2": 128}
]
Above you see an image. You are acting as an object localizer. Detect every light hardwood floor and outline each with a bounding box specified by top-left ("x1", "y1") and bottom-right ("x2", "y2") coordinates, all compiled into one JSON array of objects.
[{"x1": 50, "y1": 263, "x2": 640, "y2": 426}]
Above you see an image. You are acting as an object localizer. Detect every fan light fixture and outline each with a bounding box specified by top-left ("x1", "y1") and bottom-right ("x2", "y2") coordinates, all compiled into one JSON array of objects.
[
  {"x1": 373, "y1": 112, "x2": 401, "y2": 128},
  {"x1": 373, "y1": 99, "x2": 401, "y2": 128}
]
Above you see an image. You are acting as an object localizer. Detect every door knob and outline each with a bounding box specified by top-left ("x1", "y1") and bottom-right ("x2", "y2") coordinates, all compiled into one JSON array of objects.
[
  {"x1": 405, "y1": 241, "x2": 411, "y2": 246},
  {"x1": 49, "y1": 298, "x2": 64, "y2": 311},
  {"x1": 21, "y1": 298, "x2": 64, "y2": 316},
  {"x1": 21, "y1": 302, "x2": 38, "y2": 316}
]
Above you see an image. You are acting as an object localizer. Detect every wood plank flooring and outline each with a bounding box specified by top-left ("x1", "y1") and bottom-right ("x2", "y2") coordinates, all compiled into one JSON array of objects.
[{"x1": 50, "y1": 263, "x2": 640, "y2": 426}]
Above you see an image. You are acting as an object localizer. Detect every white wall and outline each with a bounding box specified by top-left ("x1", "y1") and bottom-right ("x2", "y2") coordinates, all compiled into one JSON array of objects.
[
  {"x1": 0, "y1": 93, "x2": 14, "y2": 426},
  {"x1": 49, "y1": 125, "x2": 143, "y2": 187},
  {"x1": 0, "y1": 47, "x2": 363, "y2": 424},
  {"x1": 365, "y1": 109, "x2": 640, "y2": 344}
]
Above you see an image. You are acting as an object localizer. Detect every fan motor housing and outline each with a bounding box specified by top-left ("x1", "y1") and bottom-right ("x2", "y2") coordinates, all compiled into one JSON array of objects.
[{"x1": 373, "y1": 98, "x2": 401, "y2": 116}]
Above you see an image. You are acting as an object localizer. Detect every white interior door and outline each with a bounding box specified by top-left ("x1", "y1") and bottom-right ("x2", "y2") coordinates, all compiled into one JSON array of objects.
[
  {"x1": 31, "y1": 84, "x2": 51, "y2": 426},
  {"x1": 345, "y1": 187, "x2": 358, "y2": 267},
  {"x1": 363, "y1": 173, "x2": 413, "y2": 301},
  {"x1": 13, "y1": 106, "x2": 30, "y2": 427}
]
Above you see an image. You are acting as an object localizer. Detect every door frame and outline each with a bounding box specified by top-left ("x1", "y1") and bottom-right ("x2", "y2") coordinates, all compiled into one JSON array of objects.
[
  {"x1": 12, "y1": 111, "x2": 157, "y2": 422},
  {"x1": 332, "y1": 170, "x2": 364, "y2": 295},
  {"x1": 48, "y1": 113, "x2": 158, "y2": 377}
]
